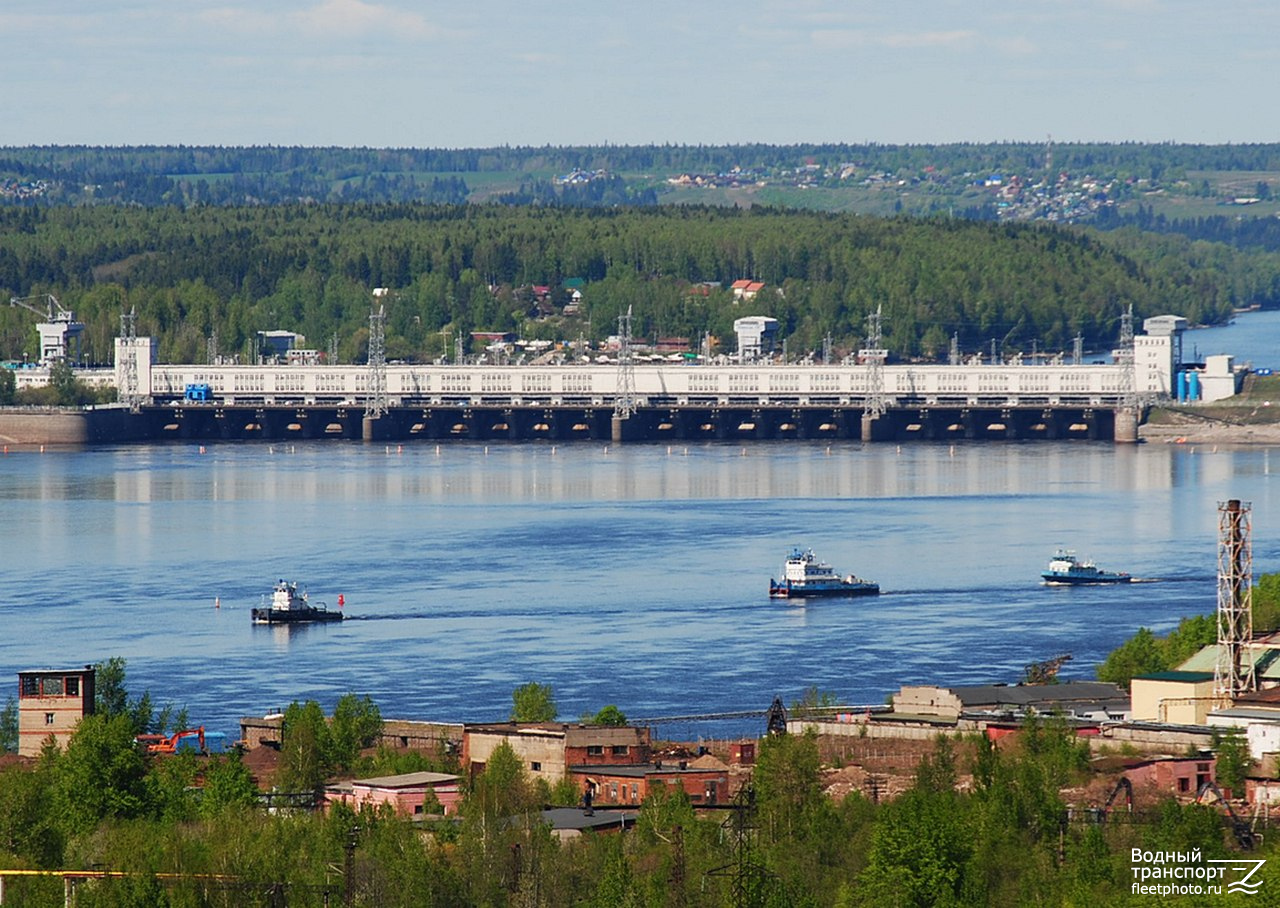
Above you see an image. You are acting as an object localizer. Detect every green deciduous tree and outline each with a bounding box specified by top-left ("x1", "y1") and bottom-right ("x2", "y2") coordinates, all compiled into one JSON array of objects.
[
  {"x1": 0, "y1": 762, "x2": 64, "y2": 867},
  {"x1": 277, "y1": 699, "x2": 332, "y2": 794},
  {"x1": 1095, "y1": 627, "x2": 1166, "y2": 689},
  {"x1": 52, "y1": 713, "x2": 152, "y2": 834},
  {"x1": 199, "y1": 751, "x2": 261, "y2": 818},
  {"x1": 95, "y1": 656, "x2": 131, "y2": 718},
  {"x1": 459, "y1": 740, "x2": 538, "y2": 903},
  {"x1": 1211, "y1": 726, "x2": 1252, "y2": 795},
  {"x1": 1253, "y1": 571, "x2": 1280, "y2": 631},
  {"x1": 0, "y1": 697, "x2": 16, "y2": 753},
  {"x1": 510, "y1": 681, "x2": 557, "y2": 722},
  {"x1": 586, "y1": 704, "x2": 627, "y2": 727},
  {"x1": 329, "y1": 693, "x2": 383, "y2": 772},
  {"x1": 1096, "y1": 614, "x2": 1218, "y2": 689}
]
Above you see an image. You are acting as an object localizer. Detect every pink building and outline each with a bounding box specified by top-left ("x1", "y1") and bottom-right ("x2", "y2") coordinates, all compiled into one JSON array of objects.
[
  {"x1": 327, "y1": 771, "x2": 462, "y2": 818},
  {"x1": 1123, "y1": 756, "x2": 1215, "y2": 797}
]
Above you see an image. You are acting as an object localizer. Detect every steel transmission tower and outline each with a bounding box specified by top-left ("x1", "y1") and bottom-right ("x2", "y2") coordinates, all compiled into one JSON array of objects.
[
  {"x1": 861, "y1": 304, "x2": 887, "y2": 420},
  {"x1": 614, "y1": 305, "x2": 636, "y2": 420},
  {"x1": 1116, "y1": 304, "x2": 1137, "y2": 408},
  {"x1": 1215, "y1": 499, "x2": 1257, "y2": 704},
  {"x1": 365, "y1": 293, "x2": 388, "y2": 419},
  {"x1": 119, "y1": 307, "x2": 141, "y2": 413}
]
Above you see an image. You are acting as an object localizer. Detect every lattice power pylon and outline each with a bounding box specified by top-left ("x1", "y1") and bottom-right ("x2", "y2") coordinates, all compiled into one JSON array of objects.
[
  {"x1": 860, "y1": 304, "x2": 888, "y2": 420},
  {"x1": 1116, "y1": 304, "x2": 1137, "y2": 408},
  {"x1": 1215, "y1": 499, "x2": 1256, "y2": 705},
  {"x1": 119, "y1": 307, "x2": 141, "y2": 413},
  {"x1": 365, "y1": 299, "x2": 388, "y2": 419},
  {"x1": 613, "y1": 305, "x2": 636, "y2": 420}
]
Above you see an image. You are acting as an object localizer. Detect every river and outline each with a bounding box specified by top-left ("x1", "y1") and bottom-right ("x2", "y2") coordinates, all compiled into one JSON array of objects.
[{"x1": 2, "y1": 312, "x2": 1279, "y2": 741}]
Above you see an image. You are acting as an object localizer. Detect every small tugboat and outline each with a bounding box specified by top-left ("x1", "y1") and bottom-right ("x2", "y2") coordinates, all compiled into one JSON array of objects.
[
  {"x1": 1041, "y1": 549, "x2": 1131, "y2": 585},
  {"x1": 769, "y1": 548, "x2": 880, "y2": 599},
  {"x1": 251, "y1": 579, "x2": 344, "y2": 624}
]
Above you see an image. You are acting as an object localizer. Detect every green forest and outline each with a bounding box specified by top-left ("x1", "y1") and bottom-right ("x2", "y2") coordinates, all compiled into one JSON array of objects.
[
  {"x1": 0, "y1": 666, "x2": 1266, "y2": 908},
  {"x1": 3, "y1": 203, "x2": 1280, "y2": 369}
]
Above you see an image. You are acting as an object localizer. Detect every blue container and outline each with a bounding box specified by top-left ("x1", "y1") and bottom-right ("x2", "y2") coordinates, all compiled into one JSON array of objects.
[
  {"x1": 1177, "y1": 370, "x2": 1188, "y2": 402},
  {"x1": 203, "y1": 732, "x2": 229, "y2": 754},
  {"x1": 1188, "y1": 371, "x2": 1201, "y2": 400}
]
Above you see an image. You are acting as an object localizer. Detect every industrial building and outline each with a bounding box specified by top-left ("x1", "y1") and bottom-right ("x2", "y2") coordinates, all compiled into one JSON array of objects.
[{"x1": 462, "y1": 722, "x2": 652, "y2": 787}]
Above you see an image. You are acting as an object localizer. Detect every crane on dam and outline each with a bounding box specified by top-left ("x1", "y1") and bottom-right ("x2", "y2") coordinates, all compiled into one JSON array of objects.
[{"x1": 9, "y1": 293, "x2": 85, "y2": 365}]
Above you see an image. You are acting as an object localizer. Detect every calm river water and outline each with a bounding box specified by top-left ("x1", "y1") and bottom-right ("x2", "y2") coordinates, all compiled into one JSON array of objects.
[
  {"x1": 3, "y1": 440, "x2": 1280, "y2": 741},
  {"x1": 2, "y1": 312, "x2": 1279, "y2": 741}
]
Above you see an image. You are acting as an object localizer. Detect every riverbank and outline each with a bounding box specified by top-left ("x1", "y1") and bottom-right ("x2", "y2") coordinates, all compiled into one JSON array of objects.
[{"x1": 1140, "y1": 374, "x2": 1280, "y2": 445}]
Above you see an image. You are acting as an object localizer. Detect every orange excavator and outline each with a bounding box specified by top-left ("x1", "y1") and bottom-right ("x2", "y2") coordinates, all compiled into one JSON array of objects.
[{"x1": 136, "y1": 726, "x2": 206, "y2": 755}]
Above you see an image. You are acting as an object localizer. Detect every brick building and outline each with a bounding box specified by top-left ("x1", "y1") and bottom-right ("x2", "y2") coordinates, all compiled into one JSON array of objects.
[
  {"x1": 463, "y1": 723, "x2": 652, "y2": 785},
  {"x1": 17, "y1": 667, "x2": 95, "y2": 756},
  {"x1": 326, "y1": 771, "x2": 462, "y2": 818},
  {"x1": 570, "y1": 753, "x2": 730, "y2": 807}
]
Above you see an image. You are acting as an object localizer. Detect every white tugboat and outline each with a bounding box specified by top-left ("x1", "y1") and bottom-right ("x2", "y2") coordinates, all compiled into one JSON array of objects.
[
  {"x1": 251, "y1": 579, "x2": 344, "y2": 624},
  {"x1": 769, "y1": 548, "x2": 880, "y2": 599},
  {"x1": 1041, "y1": 549, "x2": 1131, "y2": 585}
]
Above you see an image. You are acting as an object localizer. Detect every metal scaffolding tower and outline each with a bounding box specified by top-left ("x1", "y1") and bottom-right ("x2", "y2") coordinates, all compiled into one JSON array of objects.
[
  {"x1": 119, "y1": 308, "x2": 141, "y2": 413},
  {"x1": 365, "y1": 296, "x2": 388, "y2": 419},
  {"x1": 860, "y1": 305, "x2": 888, "y2": 420},
  {"x1": 1215, "y1": 499, "x2": 1256, "y2": 704},
  {"x1": 613, "y1": 305, "x2": 636, "y2": 420},
  {"x1": 1116, "y1": 304, "x2": 1137, "y2": 408}
]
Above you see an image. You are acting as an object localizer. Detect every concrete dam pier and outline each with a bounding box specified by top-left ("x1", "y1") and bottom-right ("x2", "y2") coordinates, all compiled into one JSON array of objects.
[{"x1": 130, "y1": 400, "x2": 1123, "y2": 443}]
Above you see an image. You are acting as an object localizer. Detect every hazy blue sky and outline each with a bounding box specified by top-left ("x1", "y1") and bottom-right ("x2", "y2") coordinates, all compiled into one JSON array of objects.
[{"x1": 4, "y1": 0, "x2": 1275, "y2": 148}]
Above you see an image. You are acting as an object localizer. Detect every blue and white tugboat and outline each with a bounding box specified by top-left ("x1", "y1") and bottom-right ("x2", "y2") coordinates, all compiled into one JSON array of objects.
[
  {"x1": 1041, "y1": 549, "x2": 1131, "y2": 585},
  {"x1": 251, "y1": 579, "x2": 344, "y2": 624},
  {"x1": 769, "y1": 548, "x2": 880, "y2": 599}
]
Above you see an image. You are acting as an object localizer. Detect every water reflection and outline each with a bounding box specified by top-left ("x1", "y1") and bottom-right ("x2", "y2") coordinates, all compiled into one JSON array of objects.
[{"x1": 2, "y1": 439, "x2": 1278, "y2": 739}]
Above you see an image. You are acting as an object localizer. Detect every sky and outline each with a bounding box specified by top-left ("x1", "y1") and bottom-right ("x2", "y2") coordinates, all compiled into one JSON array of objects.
[{"x1": 3, "y1": 0, "x2": 1277, "y2": 148}]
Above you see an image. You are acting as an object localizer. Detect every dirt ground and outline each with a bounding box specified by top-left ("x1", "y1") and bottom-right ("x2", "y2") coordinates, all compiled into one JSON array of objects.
[{"x1": 1140, "y1": 376, "x2": 1280, "y2": 445}]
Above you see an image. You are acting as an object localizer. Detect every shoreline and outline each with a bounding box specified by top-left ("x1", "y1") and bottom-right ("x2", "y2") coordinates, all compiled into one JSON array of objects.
[{"x1": 1140, "y1": 408, "x2": 1280, "y2": 445}]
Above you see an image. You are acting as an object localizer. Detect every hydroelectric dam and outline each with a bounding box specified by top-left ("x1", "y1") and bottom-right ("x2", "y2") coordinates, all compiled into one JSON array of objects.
[{"x1": 95, "y1": 324, "x2": 1192, "y2": 444}]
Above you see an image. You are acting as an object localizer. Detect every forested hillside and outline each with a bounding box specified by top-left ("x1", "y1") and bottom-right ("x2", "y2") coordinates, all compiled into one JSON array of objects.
[{"x1": 2, "y1": 203, "x2": 1277, "y2": 367}]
